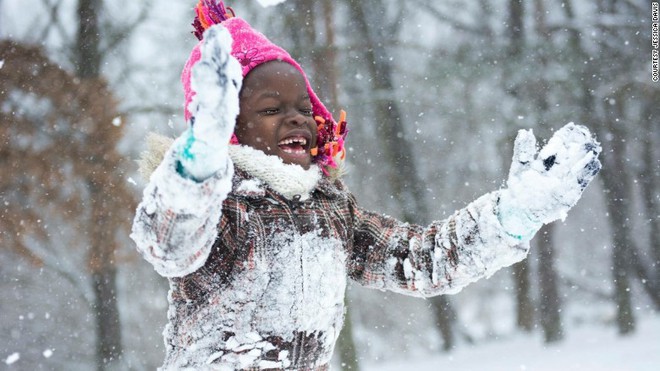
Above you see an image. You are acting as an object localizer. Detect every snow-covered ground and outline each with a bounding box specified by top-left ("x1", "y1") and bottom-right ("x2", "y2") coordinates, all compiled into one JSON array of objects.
[{"x1": 364, "y1": 314, "x2": 660, "y2": 371}]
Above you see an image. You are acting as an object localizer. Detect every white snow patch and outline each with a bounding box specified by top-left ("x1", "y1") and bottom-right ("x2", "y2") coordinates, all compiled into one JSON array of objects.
[
  {"x1": 0, "y1": 60, "x2": 4, "y2": 69},
  {"x1": 112, "y1": 116, "x2": 122, "y2": 127},
  {"x1": 4, "y1": 352, "x2": 19, "y2": 365},
  {"x1": 235, "y1": 178, "x2": 263, "y2": 194},
  {"x1": 364, "y1": 314, "x2": 660, "y2": 371},
  {"x1": 42, "y1": 349, "x2": 53, "y2": 358},
  {"x1": 259, "y1": 360, "x2": 283, "y2": 368},
  {"x1": 127, "y1": 177, "x2": 137, "y2": 185},
  {"x1": 256, "y1": 0, "x2": 287, "y2": 7}
]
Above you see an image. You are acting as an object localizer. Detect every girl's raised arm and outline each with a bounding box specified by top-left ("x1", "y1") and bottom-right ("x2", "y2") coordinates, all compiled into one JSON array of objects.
[
  {"x1": 347, "y1": 123, "x2": 601, "y2": 297},
  {"x1": 131, "y1": 25, "x2": 242, "y2": 277}
]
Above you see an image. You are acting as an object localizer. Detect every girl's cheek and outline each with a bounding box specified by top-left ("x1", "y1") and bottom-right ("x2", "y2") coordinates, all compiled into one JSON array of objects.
[{"x1": 236, "y1": 121, "x2": 255, "y2": 136}]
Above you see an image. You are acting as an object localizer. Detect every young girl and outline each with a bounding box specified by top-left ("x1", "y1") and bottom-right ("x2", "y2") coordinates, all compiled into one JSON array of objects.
[{"x1": 131, "y1": 1, "x2": 601, "y2": 370}]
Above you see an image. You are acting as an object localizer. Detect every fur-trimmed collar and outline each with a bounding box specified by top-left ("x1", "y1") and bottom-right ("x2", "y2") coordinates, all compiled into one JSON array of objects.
[{"x1": 228, "y1": 145, "x2": 321, "y2": 201}]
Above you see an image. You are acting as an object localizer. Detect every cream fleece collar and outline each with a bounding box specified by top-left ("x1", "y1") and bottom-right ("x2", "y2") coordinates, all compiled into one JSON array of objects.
[{"x1": 228, "y1": 145, "x2": 322, "y2": 201}]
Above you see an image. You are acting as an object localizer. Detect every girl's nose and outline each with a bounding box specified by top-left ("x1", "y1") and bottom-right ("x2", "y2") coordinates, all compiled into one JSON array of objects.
[{"x1": 286, "y1": 108, "x2": 307, "y2": 126}]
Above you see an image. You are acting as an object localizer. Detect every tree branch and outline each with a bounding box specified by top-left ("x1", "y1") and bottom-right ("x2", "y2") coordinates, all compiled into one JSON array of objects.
[
  {"x1": 123, "y1": 104, "x2": 180, "y2": 117},
  {"x1": 100, "y1": 0, "x2": 154, "y2": 55},
  {"x1": 408, "y1": 0, "x2": 480, "y2": 35}
]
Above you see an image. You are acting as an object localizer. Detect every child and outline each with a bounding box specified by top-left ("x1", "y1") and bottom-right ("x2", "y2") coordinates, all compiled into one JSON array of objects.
[{"x1": 131, "y1": 1, "x2": 601, "y2": 370}]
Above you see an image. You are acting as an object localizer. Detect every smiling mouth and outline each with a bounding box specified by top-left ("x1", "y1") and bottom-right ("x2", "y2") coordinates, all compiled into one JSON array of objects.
[{"x1": 277, "y1": 136, "x2": 309, "y2": 155}]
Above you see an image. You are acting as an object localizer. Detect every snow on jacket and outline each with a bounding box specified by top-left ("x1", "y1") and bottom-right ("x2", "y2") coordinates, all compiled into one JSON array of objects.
[{"x1": 131, "y1": 139, "x2": 529, "y2": 370}]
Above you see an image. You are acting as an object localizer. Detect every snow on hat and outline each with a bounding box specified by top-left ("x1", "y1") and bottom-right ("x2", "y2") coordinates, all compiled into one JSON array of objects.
[{"x1": 181, "y1": 0, "x2": 347, "y2": 172}]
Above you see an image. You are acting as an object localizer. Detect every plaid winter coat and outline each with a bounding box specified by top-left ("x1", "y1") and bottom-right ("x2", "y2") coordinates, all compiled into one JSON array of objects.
[{"x1": 131, "y1": 143, "x2": 528, "y2": 370}]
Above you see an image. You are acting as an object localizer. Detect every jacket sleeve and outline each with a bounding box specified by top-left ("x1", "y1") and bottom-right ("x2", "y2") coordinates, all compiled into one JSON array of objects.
[
  {"x1": 346, "y1": 191, "x2": 529, "y2": 297},
  {"x1": 130, "y1": 138, "x2": 234, "y2": 278}
]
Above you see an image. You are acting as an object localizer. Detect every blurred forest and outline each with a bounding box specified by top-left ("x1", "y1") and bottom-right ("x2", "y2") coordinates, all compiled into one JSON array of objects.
[{"x1": 1, "y1": 0, "x2": 658, "y2": 370}]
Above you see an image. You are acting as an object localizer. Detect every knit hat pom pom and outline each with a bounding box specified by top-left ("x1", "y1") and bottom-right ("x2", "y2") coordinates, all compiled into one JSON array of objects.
[{"x1": 192, "y1": 0, "x2": 235, "y2": 40}]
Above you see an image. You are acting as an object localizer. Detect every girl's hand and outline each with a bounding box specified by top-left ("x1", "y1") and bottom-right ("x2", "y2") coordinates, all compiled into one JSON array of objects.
[
  {"x1": 189, "y1": 24, "x2": 242, "y2": 145},
  {"x1": 178, "y1": 25, "x2": 243, "y2": 181},
  {"x1": 497, "y1": 123, "x2": 602, "y2": 240}
]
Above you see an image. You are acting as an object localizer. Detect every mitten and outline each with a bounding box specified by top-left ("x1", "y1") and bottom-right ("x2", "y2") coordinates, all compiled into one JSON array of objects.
[
  {"x1": 176, "y1": 24, "x2": 242, "y2": 181},
  {"x1": 497, "y1": 122, "x2": 602, "y2": 240}
]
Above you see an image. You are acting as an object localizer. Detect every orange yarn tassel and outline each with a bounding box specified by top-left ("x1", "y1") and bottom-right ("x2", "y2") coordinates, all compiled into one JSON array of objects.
[{"x1": 336, "y1": 110, "x2": 346, "y2": 135}]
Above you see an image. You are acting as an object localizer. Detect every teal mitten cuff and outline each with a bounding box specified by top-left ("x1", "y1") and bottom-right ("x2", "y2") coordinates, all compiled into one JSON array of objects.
[
  {"x1": 175, "y1": 129, "x2": 227, "y2": 182},
  {"x1": 496, "y1": 192, "x2": 543, "y2": 241}
]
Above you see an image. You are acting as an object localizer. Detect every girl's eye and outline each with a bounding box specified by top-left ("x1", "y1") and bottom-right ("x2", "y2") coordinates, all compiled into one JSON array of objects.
[
  {"x1": 300, "y1": 109, "x2": 313, "y2": 116},
  {"x1": 261, "y1": 108, "x2": 279, "y2": 115}
]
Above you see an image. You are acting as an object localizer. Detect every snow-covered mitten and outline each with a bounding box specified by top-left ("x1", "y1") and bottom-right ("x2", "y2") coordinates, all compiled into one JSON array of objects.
[
  {"x1": 176, "y1": 24, "x2": 243, "y2": 181},
  {"x1": 497, "y1": 122, "x2": 602, "y2": 240}
]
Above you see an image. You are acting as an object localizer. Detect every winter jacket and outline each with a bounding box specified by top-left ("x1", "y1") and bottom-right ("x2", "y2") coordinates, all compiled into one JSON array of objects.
[{"x1": 131, "y1": 140, "x2": 529, "y2": 370}]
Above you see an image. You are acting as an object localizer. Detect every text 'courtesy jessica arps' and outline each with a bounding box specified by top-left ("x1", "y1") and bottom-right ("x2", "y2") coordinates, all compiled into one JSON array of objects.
[{"x1": 652, "y1": 2, "x2": 659, "y2": 81}]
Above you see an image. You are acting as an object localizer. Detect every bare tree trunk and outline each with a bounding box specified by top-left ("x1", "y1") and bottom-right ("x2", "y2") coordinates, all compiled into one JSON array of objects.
[
  {"x1": 598, "y1": 103, "x2": 636, "y2": 335},
  {"x1": 348, "y1": 0, "x2": 455, "y2": 351},
  {"x1": 507, "y1": 0, "x2": 524, "y2": 56},
  {"x1": 92, "y1": 267, "x2": 123, "y2": 370},
  {"x1": 512, "y1": 262, "x2": 534, "y2": 331},
  {"x1": 504, "y1": 0, "x2": 535, "y2": 333},
  {"x1": 75, "y1": 0, "x2": 124, "y2": 368},
  {"x1": 320, "y1": 0, "x2": 339, "y2": 109},
  {"x1": 88, "y1": 183, "x2": 123, "y2": 371},
  {"x1": 578, "y1": 0, "x2": 639, "y2": 333},
  {"x1": 602, "y1": 173, "x2": 636, "y2": 335},
  {"x1": 76, "y1": 0, "x2": 102, "y2": 78},
  {"x1": 336, "y1": 299, "x2": 360, "y2": 370},
  {"x1": 536, "y1": 224, "x2": 563, "y2": 342},
  {"x1": 429, "y1": 296, "x2": 457, "y2": 351},
  {"x1": 562, "y1": 0, "x2": 636, "y2": 334},
  {"x1": 531, "y1": 0, "x2": 564, "y2": 343},
  {"x1": 638, "y1": 95, "x2": 660, "y2": 309}
]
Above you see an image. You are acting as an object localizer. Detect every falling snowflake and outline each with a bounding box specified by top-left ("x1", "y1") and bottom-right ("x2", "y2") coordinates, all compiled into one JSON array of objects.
[
  {"x1": 5, "y1": 352, "x2": 19, "y2": 365},
  {"x1": 256, "y1": 0, "x2": 287, "y2": 7}
]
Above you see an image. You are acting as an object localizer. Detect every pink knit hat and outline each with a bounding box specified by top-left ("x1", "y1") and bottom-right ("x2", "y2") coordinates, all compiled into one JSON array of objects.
[{"x1": 181, "y1": 0, "x2": 347, "y2": 171}]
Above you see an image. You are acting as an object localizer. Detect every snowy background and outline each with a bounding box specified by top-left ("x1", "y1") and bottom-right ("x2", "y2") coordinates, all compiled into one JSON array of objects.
[
  {"x1": 1, "y1": 0, "x2": 658, "y2": 370},
  {"x1": 362, "y1": 315, "x2": 660, "y2": 371}
]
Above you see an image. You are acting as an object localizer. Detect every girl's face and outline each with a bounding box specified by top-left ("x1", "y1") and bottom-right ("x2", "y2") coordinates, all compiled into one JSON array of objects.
[{"x1": 235, "y1": 61, "x2": 318, "y2": 170}]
